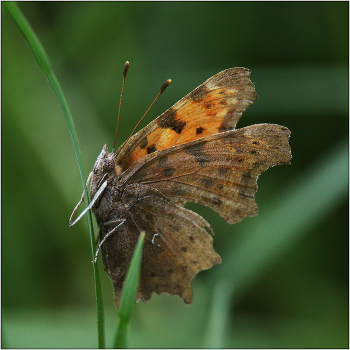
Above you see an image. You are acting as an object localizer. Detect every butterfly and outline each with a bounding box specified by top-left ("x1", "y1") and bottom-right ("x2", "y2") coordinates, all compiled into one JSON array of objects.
[{"x1": 70, "y1": 64, "x2": 291, "y2": 308}]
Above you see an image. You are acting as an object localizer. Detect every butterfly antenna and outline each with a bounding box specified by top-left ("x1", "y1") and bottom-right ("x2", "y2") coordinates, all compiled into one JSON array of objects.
[
  {"x1": 112, "y1": 61, "x2": 130, "y2": 152},
  {"x1": 126, "y1": 78, "x2": 172, "y2": 140}
]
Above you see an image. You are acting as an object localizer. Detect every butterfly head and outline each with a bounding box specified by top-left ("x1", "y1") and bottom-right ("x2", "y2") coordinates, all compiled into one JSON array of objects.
[{"x1": 90, "y1": 144, "x2": 122, "y2": 199}]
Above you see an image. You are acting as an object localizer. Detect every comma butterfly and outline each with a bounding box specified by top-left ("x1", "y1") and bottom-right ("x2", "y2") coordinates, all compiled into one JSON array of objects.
[{"x1": 70, "y1": 63, "x2": 291, "y2": 308}]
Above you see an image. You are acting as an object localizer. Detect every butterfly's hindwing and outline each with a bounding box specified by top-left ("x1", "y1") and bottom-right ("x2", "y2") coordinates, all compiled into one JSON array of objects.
[{"x1": 121, "y1": 124, "x2": 291, "y2": 224}]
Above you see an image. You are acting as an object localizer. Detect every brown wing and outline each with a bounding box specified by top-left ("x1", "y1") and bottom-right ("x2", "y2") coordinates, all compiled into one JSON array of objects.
[
  {"x1": 100, "y1": 183, "x2": 221, "y2": 307},
  {"x1": 120, "y1": 124, "x2": 291, "y2": 224},
  {"x1": 114, "y1": 68, "x2": 258, "y2": 171}
]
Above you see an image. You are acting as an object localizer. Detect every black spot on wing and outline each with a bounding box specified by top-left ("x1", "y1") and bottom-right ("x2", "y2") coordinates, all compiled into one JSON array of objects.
[
  {"x1": 147, "y1": 144, "x2": 157, "y2": 154},
  {"x1": 158, "y1": 107, "x2": 186, "y2": 134},
  {"x1": 196, "y1": 127, "x2": 205, "y2": 135}
]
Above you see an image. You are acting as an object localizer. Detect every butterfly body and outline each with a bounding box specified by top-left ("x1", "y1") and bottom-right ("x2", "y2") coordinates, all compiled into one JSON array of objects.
[{"x1": 85, "y1": 68, "x2": 291, "y2": 307}]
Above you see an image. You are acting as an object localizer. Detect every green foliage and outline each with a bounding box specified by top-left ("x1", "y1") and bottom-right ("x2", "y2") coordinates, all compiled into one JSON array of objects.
[{"x1": 2, "y1": 2, "x2": 348, "y2": 348}]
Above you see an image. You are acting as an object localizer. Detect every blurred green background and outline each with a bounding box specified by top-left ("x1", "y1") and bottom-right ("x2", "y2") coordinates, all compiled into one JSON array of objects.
[{"x1": 2, "y1": 2, "x2": 348, "y2": 348}]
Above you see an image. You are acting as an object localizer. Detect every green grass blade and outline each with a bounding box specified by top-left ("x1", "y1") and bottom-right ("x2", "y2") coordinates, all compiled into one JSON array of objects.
[
  {"x1": 204, "y1": 280, "x2": 233, "y2": 348},
  {"x1": 114, "y1": 232, "x2": 145, "y2": 349},
  {"x1": 4, "y1": 2, "x2": 105, "y2": 348},
  {"x1": 3, "y1": 2, "x2": 52, "y2": 75}
]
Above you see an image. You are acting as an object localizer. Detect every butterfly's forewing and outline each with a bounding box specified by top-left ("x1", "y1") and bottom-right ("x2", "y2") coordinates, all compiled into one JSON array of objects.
[
  {"x1": 119, "y1": 124, "x2": 291, "y2": 225},
  {"x1": 115, "y1": 68, "x2": 258, "y2": 171}
]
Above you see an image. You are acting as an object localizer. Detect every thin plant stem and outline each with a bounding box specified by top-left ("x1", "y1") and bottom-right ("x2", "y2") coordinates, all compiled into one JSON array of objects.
[
  {"x1": 114, "y1": 232, "x2": 145, "y2": 348},
  {"x1": 4, "y1": 2, "x2": 105, "y2": 348}
]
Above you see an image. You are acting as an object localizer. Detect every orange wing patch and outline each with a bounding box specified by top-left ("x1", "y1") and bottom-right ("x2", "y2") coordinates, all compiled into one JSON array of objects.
[{"x1": 115, "y1": 68, "x2": 258, "y2": 171}]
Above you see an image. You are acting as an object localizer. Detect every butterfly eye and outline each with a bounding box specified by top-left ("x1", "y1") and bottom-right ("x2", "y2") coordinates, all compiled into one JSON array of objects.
[{"x1": 103, "y1": 159, "x2": 115, "y2": 172}]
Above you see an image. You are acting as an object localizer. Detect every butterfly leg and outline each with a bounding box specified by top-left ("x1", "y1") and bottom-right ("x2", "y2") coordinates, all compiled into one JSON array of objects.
[
  {"x1": 92, "y1": 219, "x2": 126, "y2": 263},
  {"x1": 94, "y1": 218, "x2": 121, "y2": 247}
]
